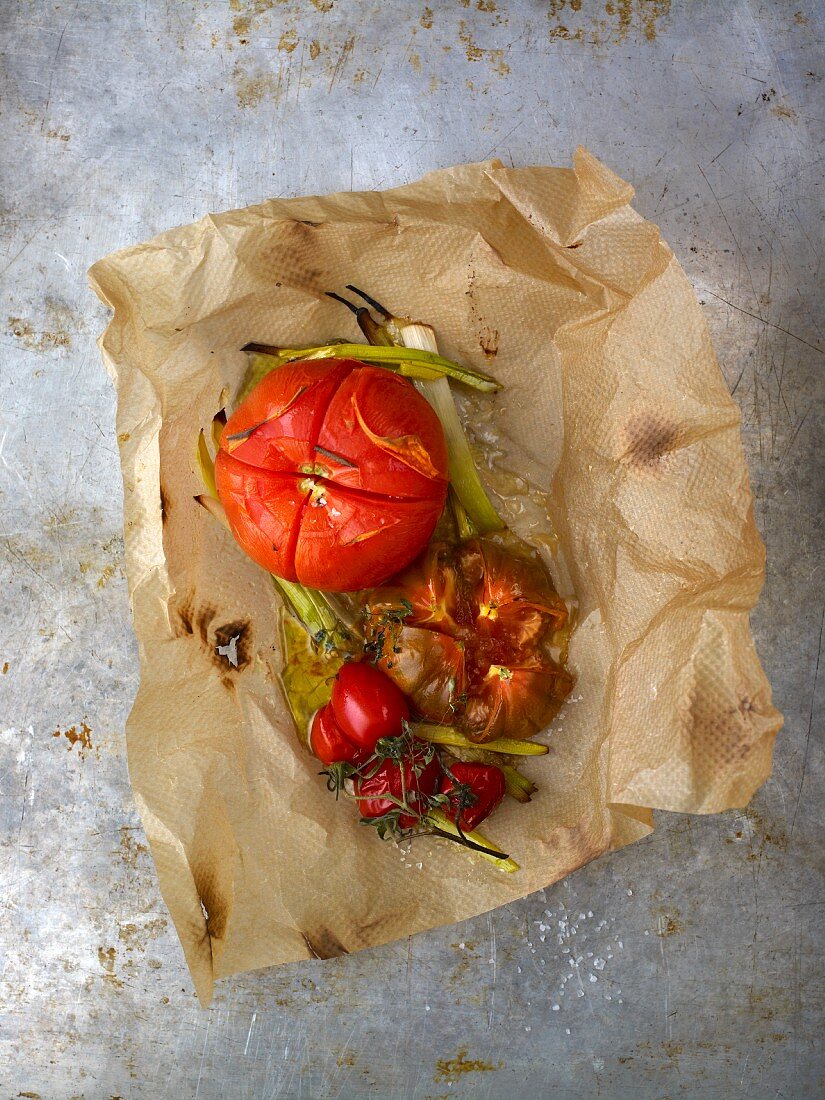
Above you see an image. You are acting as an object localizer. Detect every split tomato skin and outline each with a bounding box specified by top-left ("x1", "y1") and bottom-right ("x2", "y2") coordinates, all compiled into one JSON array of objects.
[
  {"x1": 355, "y1": 744, "x2": 441, "y2": 828},
  {"x1": 330, "y1": 662, "x2": 410, "y2": 753},
  {"x1": 309, "y1": 704, "x2": 364, "y2": 767},
  {"x1": 365, "y1": 537, "x2": 573, "y2": 741},
  {"x1": 441, "y1": 762, "x2": 506, "y2": 830},
  {"x1": 215, "y1": 359, "x2": 449, "y2": 591}
]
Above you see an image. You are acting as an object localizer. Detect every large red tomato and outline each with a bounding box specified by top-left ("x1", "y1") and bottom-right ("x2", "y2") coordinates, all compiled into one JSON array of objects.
[
  {"x1": 365, "y1": 538, "x2": 573, "y2": 741},
  {"x1": 215, "y1": 359, "x2": 449, "y2": 591}
]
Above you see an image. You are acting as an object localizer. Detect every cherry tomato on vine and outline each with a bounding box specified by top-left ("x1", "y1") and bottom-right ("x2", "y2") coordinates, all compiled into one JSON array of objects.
[
  {"x1": 440, "y1": 761, "x2": 506, "y2": 831},
  {"x1": 355, "y1": 743, "x2": 441, "y2": 828}
]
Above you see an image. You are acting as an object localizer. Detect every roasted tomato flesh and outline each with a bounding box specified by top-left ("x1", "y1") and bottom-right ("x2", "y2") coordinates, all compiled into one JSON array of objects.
[
  {"x1": 365, "y1": 538, "x2": 573, "y2": 740},
  {"x1": 215, "y1": 359, "x2": 449, "y2": 591}
]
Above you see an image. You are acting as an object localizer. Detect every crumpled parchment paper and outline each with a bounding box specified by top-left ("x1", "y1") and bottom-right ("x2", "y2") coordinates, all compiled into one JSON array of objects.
[{"x1": 89, "y1": 148, "x2": 782, "y2": 1004}]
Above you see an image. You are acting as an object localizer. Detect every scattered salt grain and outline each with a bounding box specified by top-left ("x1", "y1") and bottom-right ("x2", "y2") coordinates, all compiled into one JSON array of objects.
[
  {"x1": 425, "y1": 1005, "x2": 431, "y2": 1012},
  {"x1": 626, "y1": 889, "x2": 633, "y2": 897},
  {"x1": 525, "y1": 1026, "x2": 532, "y2": 1032},
  {"x1": 552, "y1": 1005, "x2": 560, "y2": 1012},
  {"x1": 593, "y1": 958, "x2": 606, "y2": 971},
  {"x1": 589, "y1": 974, "x2": 597, "y2": 983}
]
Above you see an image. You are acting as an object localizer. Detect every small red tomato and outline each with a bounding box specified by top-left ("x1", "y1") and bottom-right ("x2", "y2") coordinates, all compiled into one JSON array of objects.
[
  {"x1": 440, "y1": 762, "x2": 506, "y2": 831},
  {"x1": 309, "y1": 704, "x2": 363, "y2": 766},
  {"x1": 355, "y1": 742, "x2": 441, "y2": 828},
  {"x1": 331, "y1": 662, "x2": 410, "y2": 755}
]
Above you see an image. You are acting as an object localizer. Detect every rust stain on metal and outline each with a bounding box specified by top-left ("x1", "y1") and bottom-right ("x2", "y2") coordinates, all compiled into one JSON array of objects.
[
  {"x1": 434, "y1": 1048, "x2": 503, "y2": 1083},
  {"x1": 52, "y1": 721, "x2": 94, "y2": 758}
]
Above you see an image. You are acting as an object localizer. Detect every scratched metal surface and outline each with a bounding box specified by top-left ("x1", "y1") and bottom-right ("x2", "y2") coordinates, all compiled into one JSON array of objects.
[{"x1": 1, "y1": 0, "x2": 823, "y2": 1096}]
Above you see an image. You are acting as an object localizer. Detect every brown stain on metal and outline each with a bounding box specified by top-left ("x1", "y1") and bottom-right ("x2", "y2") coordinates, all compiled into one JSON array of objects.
[
  {"x1": 549, "y1": 0, "x2": 669, "y2": 44},
  {"x1": 232, "y1": 14, "x2": 251, "y2": 38},
  {"x1": 309, "y1": 38, "x2": 321, "y2": 59},
  {"x1": 7, "y1": 315, "x2": 71, "y2": 352},
  {"x1": 420, "y1": 6, "x2": 433, "y2": 28},
  {"x1": 278, "y1": 29, "x2": 299, "y2": 53},
  {"x1": 2, "y1": 662, "x2": 8, "y2": 674},
  {"x1": 652, "y1": 907, "x2": 683, "y2": 937},
  {"x1": 118, "y1": 916, "x2": 167, "y2": 950},
  {"x1": 52, "y1": 721, "x2": 94, "y2": 758},
  {"x1": 97, "y1": 946, "x2": 123, "y2": 987},
  {"x1": 232, "y1": 64, "x2": 280, "y2": 109},
  {"x1": 772, "y1": 104, "x2": 798, "y2": 121},
  {"x1": 229, "y1": 0, "x2": 276, "y2": 12},
  {"x1": 310, "y1": 0, "x2": 335, "y2": 10},
  {"x1": 458, "y1": 21, "x2": 509, "y2": 74},
  {"x1": 434, "y1": 1048, "x2": 503, "y2": 1083},
  {"x1": 119, "y1": 828, "x2": 149, "y2": 867}
]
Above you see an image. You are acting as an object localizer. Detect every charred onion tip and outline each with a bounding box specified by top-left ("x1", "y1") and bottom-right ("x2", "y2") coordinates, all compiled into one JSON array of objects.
[
  {"x1": 324, "y1": 291, "x2": 360, "y2": 314},
  {"x1": 344, "y1": 284, "x2": 392, "y2": 319}
]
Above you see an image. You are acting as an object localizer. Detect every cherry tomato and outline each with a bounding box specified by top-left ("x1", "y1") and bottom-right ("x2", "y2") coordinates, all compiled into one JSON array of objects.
[
  {"x1": 308, "y1": 704, "x2": 363, "y2": 766},
  {"x1": 440, "y1": 761, "x2": 506, "y2": 831},
  {"x1": 215, "y1": 359, "x2": 449, "y2": 591},
  {"x1": 355, "y1": 743, "x2": 441, "y2": 828},
  {"x1": 331, "y1": 661, "x2": 410, "y2": 753}
]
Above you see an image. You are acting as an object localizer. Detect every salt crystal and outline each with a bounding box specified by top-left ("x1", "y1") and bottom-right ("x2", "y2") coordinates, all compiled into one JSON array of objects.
[
  {"x1": 587, "y1": 911, "x2": 593, "y2": 918},
  {"x1": 605, "y1": 994, "x2": 612, "y2": 1002},
  {"x1": 579, "y1": 913, "x2": 586, "y2": 921},
  {"x1": 618, "y1": 999, "x2": 623, "y2": 1004},
  {"x1": 516, "y1": 965, "x2": 522, "y2": 973},
  {"x1": 458, "y1": 942, "x2": 465, "y2": 949},
  {"x1": 425, "y1": 1005, "x2": 431, "y2": 1012},
  {"x1": 593, "y1": 958, "x2": 605, "y2": 971},
  {"x1": 552, "y1": 1005, "x2": 560, "y2": 1012},
  {"x1": 627, "y1": 889, "x2": 633, "y2": 897},
  {"x1": 525, "y1": 1026, "x2": 532, "y2": 1033},
  {"x1": 589, "y1": 974, "x2": 597, "y2": 983},
  {"x1": 565, "y1": 1029, "x2": 571, "y2": 1035},
  {"x1": 618, "y1": 941, "x2": 624, "y2": 948},
  {"x1": 586, "y1": 952, "x2": 593, "y2": 959},
  {"x1": 644, "y1": 930, "x2": 650, "y2": 936},
  {"x1": 577, "y1": 989, "x2": 585, "y2": 997}
]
